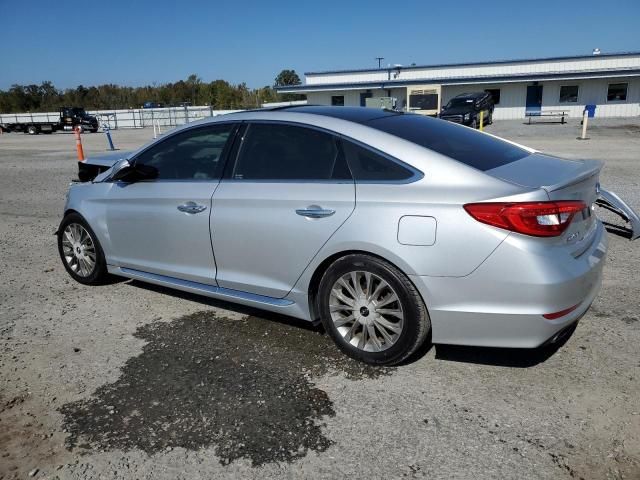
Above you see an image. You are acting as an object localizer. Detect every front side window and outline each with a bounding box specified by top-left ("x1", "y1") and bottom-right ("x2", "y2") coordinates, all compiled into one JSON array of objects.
[
  {"x1": 607, "y1": 83, "x2": 628, "y2": 102},
  {"x1": 232, "y1": 123, "x2": 350, "y2": 181},
  {"x1": 331, "y1": 96, "x2": 345, "y2": 106},
  {"x1": 559, "y1": 85, "x2": 579, "y2": 103},
  {"x1": 134, "y1": 124, "x2": 235, "y2": 180},
  {"x1": 342, "y1": 140, "x2": 414, "y2": 181}
]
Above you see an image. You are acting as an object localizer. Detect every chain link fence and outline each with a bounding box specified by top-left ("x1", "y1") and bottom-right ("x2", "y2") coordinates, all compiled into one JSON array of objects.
[{"x1": 0, "y1": 106, "x2": 242, "y2": 130}]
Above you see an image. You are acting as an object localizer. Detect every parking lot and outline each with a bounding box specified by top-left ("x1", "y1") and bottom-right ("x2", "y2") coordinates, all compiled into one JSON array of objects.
[{"x1": 1, "y1": 118, "x2": 639, "y2": 479}]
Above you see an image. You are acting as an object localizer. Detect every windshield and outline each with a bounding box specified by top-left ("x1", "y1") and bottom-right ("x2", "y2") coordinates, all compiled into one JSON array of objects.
[
  {"x1": 445, "y1": 98, "x2": 475, "y2": 109},
  {"x1": 72, "y1": 108, "x2": 88, "y2": 116}
]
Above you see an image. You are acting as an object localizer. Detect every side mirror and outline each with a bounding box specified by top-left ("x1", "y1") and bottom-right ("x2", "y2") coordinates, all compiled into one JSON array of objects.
[
  {"x1": 109, "y1": 159, "x2": 158, "y2": 183},
  {"x1": 109, "y1": 159, "x2": 132, "y2": 181}
]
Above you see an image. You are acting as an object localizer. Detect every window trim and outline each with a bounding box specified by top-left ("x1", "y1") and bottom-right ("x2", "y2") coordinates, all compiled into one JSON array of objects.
[
  {"x1": 558, "y1": 84, "x2": 580, "y2": 104},
  {"x1": 606, "y1": 82, "x2": 628, "y2": 103},
  {"x1": 222, "y1": 120, "x2": 423, "y2": 184},
  {"x1": 127, "y1": 122, "x2": 240, "y2": 183}
]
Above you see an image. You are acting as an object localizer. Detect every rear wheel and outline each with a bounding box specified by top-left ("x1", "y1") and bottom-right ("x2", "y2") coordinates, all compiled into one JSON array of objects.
[
  {"x1": 27, "y1": 125, "x2": 38, "y2": 135},
  {"x1": 317, "y1": 254, "x2": 431, "y2": 366},
  {"x1": 57, "y1": 213, "x2": 109, "y2": 285}
]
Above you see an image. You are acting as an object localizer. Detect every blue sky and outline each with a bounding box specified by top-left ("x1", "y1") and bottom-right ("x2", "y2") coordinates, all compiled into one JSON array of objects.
[{"x1": 1, "y1": 0, "x2": 638, "y2": 90}]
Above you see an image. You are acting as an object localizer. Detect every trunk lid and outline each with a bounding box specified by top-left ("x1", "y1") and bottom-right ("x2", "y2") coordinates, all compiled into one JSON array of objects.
[{"x1": 488, "y1": 153, "x2": 602, "y2": 252}]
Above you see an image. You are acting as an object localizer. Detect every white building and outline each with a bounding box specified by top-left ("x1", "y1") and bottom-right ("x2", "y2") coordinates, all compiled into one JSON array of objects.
[{"x1": 276, "y1": 51, "x2": 640, "y2": 119}]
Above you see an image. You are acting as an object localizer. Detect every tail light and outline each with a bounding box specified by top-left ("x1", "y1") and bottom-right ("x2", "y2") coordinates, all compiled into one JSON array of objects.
[{"x1": 464, "y1": 201, "x2": 586, "y2": 237}]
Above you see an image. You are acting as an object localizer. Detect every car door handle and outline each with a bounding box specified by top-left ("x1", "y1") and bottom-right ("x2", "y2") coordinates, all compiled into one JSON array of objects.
[
  {"x1": 295, "y1": 206, "x2": 336, "y2": 218},
  {"x1": 177, "y1": 202, "x2": 207, "y2": 214}
]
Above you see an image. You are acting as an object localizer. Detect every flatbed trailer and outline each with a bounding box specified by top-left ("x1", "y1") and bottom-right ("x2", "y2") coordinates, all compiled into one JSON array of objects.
[{"x1": 0, "y1": 107, "x2": 99, "y2": 134}]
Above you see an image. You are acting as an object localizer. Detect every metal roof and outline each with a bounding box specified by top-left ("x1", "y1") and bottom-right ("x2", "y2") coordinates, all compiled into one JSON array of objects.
[
  {"x1": 304, "y1": 51, "x2": 640, "y2": 76},
  {"x1": 276, "y1": 67, "x2": 640, "y2": 93}
]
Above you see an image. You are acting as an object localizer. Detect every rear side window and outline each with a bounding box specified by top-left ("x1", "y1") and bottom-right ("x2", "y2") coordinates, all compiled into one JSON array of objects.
[
  {"x1": 342, "y1": 140, "x2": 414, "y2": 181},
  {"x1": 232, "y1": 123, "x2": 350, "y2": 181},
  {"x1": 134, "y1": 123, "x2": 235, "y2": 180},
  {"x1": 368, "y1": 114, "x2": 529, "y2": 171}
]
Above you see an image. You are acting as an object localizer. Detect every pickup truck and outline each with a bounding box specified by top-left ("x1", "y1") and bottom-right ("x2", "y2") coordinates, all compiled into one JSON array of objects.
[
  {"x1": 0, "y1": 107, "x2": 99, "y2": 134},
  {"x1": 440, "y1": 92, "x2": 494, "y2": 129}
]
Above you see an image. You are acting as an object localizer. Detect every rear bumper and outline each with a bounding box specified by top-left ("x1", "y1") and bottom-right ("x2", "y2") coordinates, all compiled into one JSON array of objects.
[{"x1": 410, "y1": 220, "x2": 608, "y2": 348}]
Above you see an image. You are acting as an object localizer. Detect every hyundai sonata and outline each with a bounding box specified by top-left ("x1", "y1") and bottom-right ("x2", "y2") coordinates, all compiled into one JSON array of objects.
[{"x1": 58, "y1": 106, "x2": 639, "y2": 365}]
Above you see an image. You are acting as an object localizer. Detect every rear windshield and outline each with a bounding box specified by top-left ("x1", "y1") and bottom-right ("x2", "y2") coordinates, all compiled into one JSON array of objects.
[{"x1": 367, "y1": 114, "x2": 529, "y2": 171}]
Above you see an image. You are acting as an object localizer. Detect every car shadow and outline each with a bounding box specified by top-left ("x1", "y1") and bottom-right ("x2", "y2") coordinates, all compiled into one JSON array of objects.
[
  {"x1": 433, "y1": 323, "x2": 576, "y2": 368},
  {"x1": 124, "y1": 279, "x2": 574, "y2": 368},
  {"x1": 125, "y1": 279, "x2": 321, "y2": 333}
]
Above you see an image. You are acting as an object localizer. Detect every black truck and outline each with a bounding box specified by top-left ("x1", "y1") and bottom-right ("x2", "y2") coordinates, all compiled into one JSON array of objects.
[
  {"x1": 0, "y1": 107, "x2": 99, "y2": 134},
  {"x1": 439, "y1": 92, "x2": 494, "y2": 129}
]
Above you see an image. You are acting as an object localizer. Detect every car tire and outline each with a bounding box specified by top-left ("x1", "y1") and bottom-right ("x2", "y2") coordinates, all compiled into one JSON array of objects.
[
  {"x1": 317, "y1": 254, "x2": 431, "y2": 366},
  {"x1": 57, "y1": 212, "x2": 109, "y2": 285},
  {"x1": 470, "y1": 118, "x2": 478, "y2": 129},
  {"x1": 488, "y1": 112, "x2": 493, "y2": 125},
  {"x1": 27, "y1": 125, "x2": 38, "y2": 135}
]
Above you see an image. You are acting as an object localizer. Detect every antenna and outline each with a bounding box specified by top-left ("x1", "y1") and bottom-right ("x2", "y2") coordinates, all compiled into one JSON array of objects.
[{"x1": 375, "y1": 57, "x2": 384, "y2": 69}]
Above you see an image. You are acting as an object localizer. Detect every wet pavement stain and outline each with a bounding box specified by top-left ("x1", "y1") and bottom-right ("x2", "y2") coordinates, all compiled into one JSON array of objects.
[{"x1": 59, "y1": 311, "x2": 392, "y2": 466}]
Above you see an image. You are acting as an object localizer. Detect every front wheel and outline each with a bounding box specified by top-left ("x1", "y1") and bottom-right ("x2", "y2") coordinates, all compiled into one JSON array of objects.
[
  {"x1": 317, "y1": 254, "x2": 431, "y2": 366},
  {"x1": 57, "y1": 213, "x2": 109, "y2": 285},
  {"x1": 470, "y1": 118, "x2": 478, "y2": 129}
]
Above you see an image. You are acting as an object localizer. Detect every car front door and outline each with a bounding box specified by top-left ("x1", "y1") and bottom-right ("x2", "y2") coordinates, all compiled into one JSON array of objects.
[
  {"x1": 211, "y1": 122, "x2": 355, "y2": 298},
  {"x1": 104, "y1": 123, "x2": 237, "y2": 284}
]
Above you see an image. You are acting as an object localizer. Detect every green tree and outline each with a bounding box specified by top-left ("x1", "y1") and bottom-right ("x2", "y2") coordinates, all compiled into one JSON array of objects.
[
  {"x1": 274, "y1": 69, "x2": 301, "y2": 87},
  {"x1": 0, "y1": 75, "x2": 307, "y2": 113}
]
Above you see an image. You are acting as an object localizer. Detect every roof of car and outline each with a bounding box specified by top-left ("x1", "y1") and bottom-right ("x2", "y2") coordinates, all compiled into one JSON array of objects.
[{"x1": 256, "y1": 105, "x2": 406, "y2": 124}]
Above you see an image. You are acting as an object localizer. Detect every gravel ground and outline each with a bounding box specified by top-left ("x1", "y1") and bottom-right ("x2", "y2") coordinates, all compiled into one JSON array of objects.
[{"x1": 0, "y1": 118, "x2": 639, "y2": 480}]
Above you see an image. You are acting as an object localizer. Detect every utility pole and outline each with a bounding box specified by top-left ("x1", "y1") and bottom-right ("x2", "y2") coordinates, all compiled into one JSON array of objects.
[{"x1": 375, "y1": 57, "x2": 384, "y2": 69}]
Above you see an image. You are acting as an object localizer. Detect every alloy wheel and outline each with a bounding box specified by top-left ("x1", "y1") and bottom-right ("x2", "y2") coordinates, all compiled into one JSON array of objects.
[
  {"x1": 61, "y1": 223, "x2": 97, "y2": 277},
  {"x1": 329, "y1": 271, "x2": 404, "y2": 352}
]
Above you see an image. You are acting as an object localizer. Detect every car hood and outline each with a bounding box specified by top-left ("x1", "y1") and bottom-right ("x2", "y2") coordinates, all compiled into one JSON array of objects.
[{"x1": 84, "y1": 150, "x2": 134, "y2": 169}]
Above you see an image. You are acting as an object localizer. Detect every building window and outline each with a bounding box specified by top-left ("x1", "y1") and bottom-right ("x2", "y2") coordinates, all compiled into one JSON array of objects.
[
  {"x1": 559, "y1": 85, "x2": 579, "y2": 103},
  {"x1": 331, "y1": 95, "x2": 345, "y2": 106},
  {"x1": 607, "y1": 83, "x2": 628, "y2": 102},
  {"x1": 484, "y1": 89, "x2": 501, "y2": 105}
]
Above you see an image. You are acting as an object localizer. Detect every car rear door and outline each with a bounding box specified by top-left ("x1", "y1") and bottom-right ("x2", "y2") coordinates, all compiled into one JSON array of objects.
[
  {"x1": 104, "y1": 123, "x2": 238, "y2": 284},
  {"x1": 210, "y1": 122, "x2": 355, "y2": 298}
]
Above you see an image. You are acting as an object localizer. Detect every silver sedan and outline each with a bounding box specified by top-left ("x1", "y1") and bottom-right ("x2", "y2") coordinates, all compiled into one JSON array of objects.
[{"x1": 58, "y1": 106, "x2": 639, "y2": 365}]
